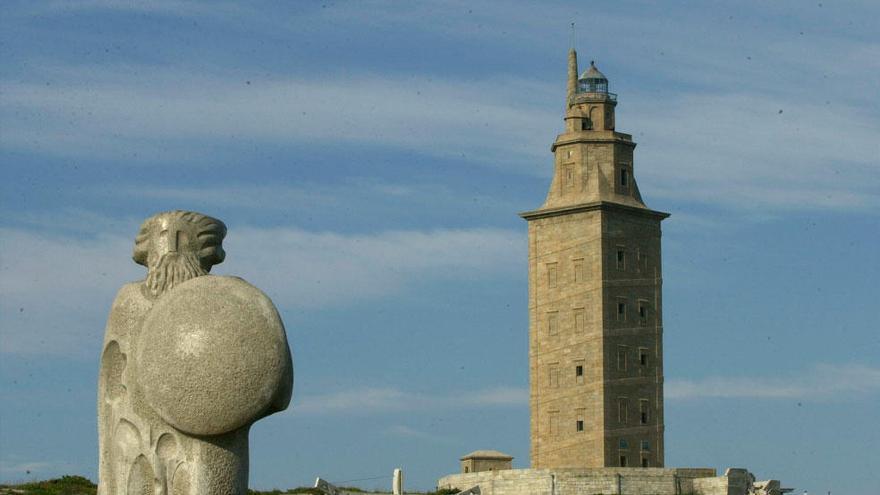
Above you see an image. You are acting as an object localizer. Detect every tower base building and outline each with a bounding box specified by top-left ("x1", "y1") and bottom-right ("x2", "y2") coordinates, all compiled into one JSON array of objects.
[{"x1": 439, "y1": 467, "x2": 788, "y2": 495}]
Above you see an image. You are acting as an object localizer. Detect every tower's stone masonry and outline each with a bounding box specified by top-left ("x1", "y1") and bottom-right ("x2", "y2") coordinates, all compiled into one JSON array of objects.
[{"x1": 520, "y1": 50, "x2": 667, "y2": 469}]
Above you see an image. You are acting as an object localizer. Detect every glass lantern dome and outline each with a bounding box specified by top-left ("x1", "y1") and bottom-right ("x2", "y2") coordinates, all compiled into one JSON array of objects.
[{"x1": 578, "y1": 60, "x2": 609, "y2": 94}]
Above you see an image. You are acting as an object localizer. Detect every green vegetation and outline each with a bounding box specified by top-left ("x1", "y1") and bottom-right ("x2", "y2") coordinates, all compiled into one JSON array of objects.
[
  {"x1": 427, "y1": 488, "x2": 459, "y2": 495},
  {"x1": 0, "y1": 475, "x2": 97, "y2": 495},
  {"x1": 0, "y1": 477, "x2": 460, "y2": 495},
  {"x1": 248, "y1": 488, "x2": 322, "y2": 495}
]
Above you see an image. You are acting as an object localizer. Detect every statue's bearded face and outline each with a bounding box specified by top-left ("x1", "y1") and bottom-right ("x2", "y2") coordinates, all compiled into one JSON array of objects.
[{"x1": 144, "y1": 217, "x2": 207, "y2": 297}]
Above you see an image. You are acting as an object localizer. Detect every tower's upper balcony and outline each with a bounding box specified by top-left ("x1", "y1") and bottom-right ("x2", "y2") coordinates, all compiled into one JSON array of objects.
[{"x1": 571, "y1": 61, "x2": 616, "y2": 104}]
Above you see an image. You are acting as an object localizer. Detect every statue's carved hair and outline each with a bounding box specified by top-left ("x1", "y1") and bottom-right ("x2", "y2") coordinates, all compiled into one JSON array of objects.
[{"x1": 132, "y1": 210, "x2": 227, "y2": 271}]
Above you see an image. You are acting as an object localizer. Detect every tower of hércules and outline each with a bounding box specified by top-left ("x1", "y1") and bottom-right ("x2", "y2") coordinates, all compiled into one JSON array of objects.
[{"x1": 520, "y1": 49, "x2": 668, "y2": 469}]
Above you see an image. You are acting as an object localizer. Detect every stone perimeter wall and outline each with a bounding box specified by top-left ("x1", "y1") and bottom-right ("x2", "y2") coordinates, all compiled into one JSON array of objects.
[{"x1": 438, "y1": 467, "x2": 727, "y2": 495}]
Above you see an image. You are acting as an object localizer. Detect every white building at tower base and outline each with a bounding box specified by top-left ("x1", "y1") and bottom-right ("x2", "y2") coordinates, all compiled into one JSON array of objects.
[{"x1": 438, "y1": 467, "x2": 788, "y2": 495}]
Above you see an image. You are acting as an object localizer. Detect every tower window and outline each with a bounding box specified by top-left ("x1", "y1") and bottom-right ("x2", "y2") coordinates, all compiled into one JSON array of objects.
[
  {"x1": 576, "y1": 420, "x2": 584, "y2": 432},
  {"x1": 639, "y1": 348, "x2": 649, "y2": 367},
  {"x1": 547, "y1": 262, "x2": 558, "y2": 288},
  {"x1": 573, "y1": 258, "x2": 585, "y2": 282},
  {"x1": 638, "y1": 252, "x2": 648, "y2": 273},
  {"x1": 564, "y1": 165, "x2": 574, "y2": 188},
  {"x1": 618, "y1": 398, "x2": 628, "y2": 424},
  {"x1": 581, "y1": 118, "x2": 591, "y2": 130},
  {"x1": 620, "y1": 168, "x2": 629, "y2": 187},
  {"x1": 641, "y1": 440, "x2": 651, "y2": 451},
  {"x1": 547, "y1": 311, "x2": 559, "y2": 335},
  {"x1": 641, "y1": 457, "x2": 649, "y2": 468},
  {"x1": 574, "y1": 360, "x2": 585, "y2": 385},
  {"x1": 620, "y1": 456, "x2": 628, "y2": 467},
  {"x1": 617, "y1": 300, "x2": 627, "y2": 321},
  {"x1": 549, "y1": 364, "x2": 560, "y2": 388},
  {"x1": 574, "y1": 308, "x2": 585, "y2": 333},
  {"x1": 619, "y1": 438, "x2": 629, "y2": 450},
  {"x1": 617, "y1": 345, "x2": 628, "y2": 371},
  {"x1": 616, "y1": 249, "x2": 626, "y2": 270},
  {"x1": 638, "y1": 301, "x2": 648, "y2": 325},
  {"x1": 566, "y1": 150, "x2": 573, "y2": 158},
  {"x1": 640, "y1": 400, "x2": 650, "y2": 424}
]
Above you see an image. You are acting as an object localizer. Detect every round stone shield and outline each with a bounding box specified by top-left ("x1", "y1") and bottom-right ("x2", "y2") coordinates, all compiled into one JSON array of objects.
[{"x1": 137, "y1": 275, "x2": 291, "y2": 436}]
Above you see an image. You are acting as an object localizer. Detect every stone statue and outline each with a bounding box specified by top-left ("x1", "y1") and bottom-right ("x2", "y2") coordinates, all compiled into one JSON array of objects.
[{"x1": 98, "y1": 210, "x2": 293, "y2": 495}]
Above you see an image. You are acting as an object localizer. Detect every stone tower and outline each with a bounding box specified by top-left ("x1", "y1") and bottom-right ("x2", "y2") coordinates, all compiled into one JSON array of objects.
[{"x1": 520, "y1": 49, "x2": 668, "y2": 469}]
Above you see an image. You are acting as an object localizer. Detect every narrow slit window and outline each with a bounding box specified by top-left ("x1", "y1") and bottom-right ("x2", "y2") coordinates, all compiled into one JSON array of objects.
[
  {"x1": 639, "y1": 348, "x2": 649, "y2": 367},
  {"x1": 638, "y1": 301, "x2": 648, "y2": 325},
  {"x1": 573, "y1": 258, "x2": 585, "y2": 283},
  {"x1": 576, "y1": 420, "x2": 584, "y2": 432},
  {"x1": 618, "y1": 397, "x2": 628, "y2": 424},
  {"x1": 617, "y1": 300, "x2": 627, "y2": 321},
  {"x1": 620, "y1": 168, "x2": 628, "y2": 187},
  {"x1": 547, "y1": 263, "x2": 558, "y2": 288},
  {"x1": 548, "y1": 311, "x2": 559, "y2": 335},
  {"x1": 616, "y1": 249, "x2": 626, "y2": 270},
  {"x1": 575, "y1": 360, "x2": 585, "y2": 385},
  {"x1": 617, "y1": 346, "x2": 628, "y2": 371},
  {"x1": 620, "y1": 455, "x2": 628, "y2": 467},
  {"x1": 574, "y1": 308, "x2": 585, "y2": 333},
  {"x1": 640, "y1": 399, "x2": 650, "y2": 424}
]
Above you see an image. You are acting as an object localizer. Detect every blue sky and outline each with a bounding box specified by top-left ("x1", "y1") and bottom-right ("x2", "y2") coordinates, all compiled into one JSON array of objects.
[{"x1": 1, "y1": 0, "x2": 878, "y2": 493}]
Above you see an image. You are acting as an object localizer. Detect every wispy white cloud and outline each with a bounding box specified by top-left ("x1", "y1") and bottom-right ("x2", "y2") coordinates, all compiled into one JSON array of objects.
[
  {"x1": 0, "y1": 68, "x2": 556, "y2": 172},
  {"x1": 294, "y1": 385, "x2": 527, "y2": 415},
  {"x1": 3, "y1": 1, "x2": 879, "y2": 214},
  {"x1": 0, "y1": 227, "x2": 140, "y2": 356},
  {"x1": 220, "y1": 225, "x2": 523, "y2": 308},
  {"x1": 90, "y1": 179, "x2": 521, "y2": 216},
  {"x1": 295, "y1": 364, "x2": 880, "y2": 415},
  {"x1": 4, "y1": 59, "x2": 877, "y2": 214},
  {"x1": 667, "y1": 363, "x2": 880, "y2": 400},
  {"x1": 630, "y1": 92, "x2": 880, "y2": 212},
  {"x1": 0, "y1": 222, "x2": 522, "y2": 356},
  {"x1": 26, "y1": 0, "x2": 876, "y2": 101}
]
